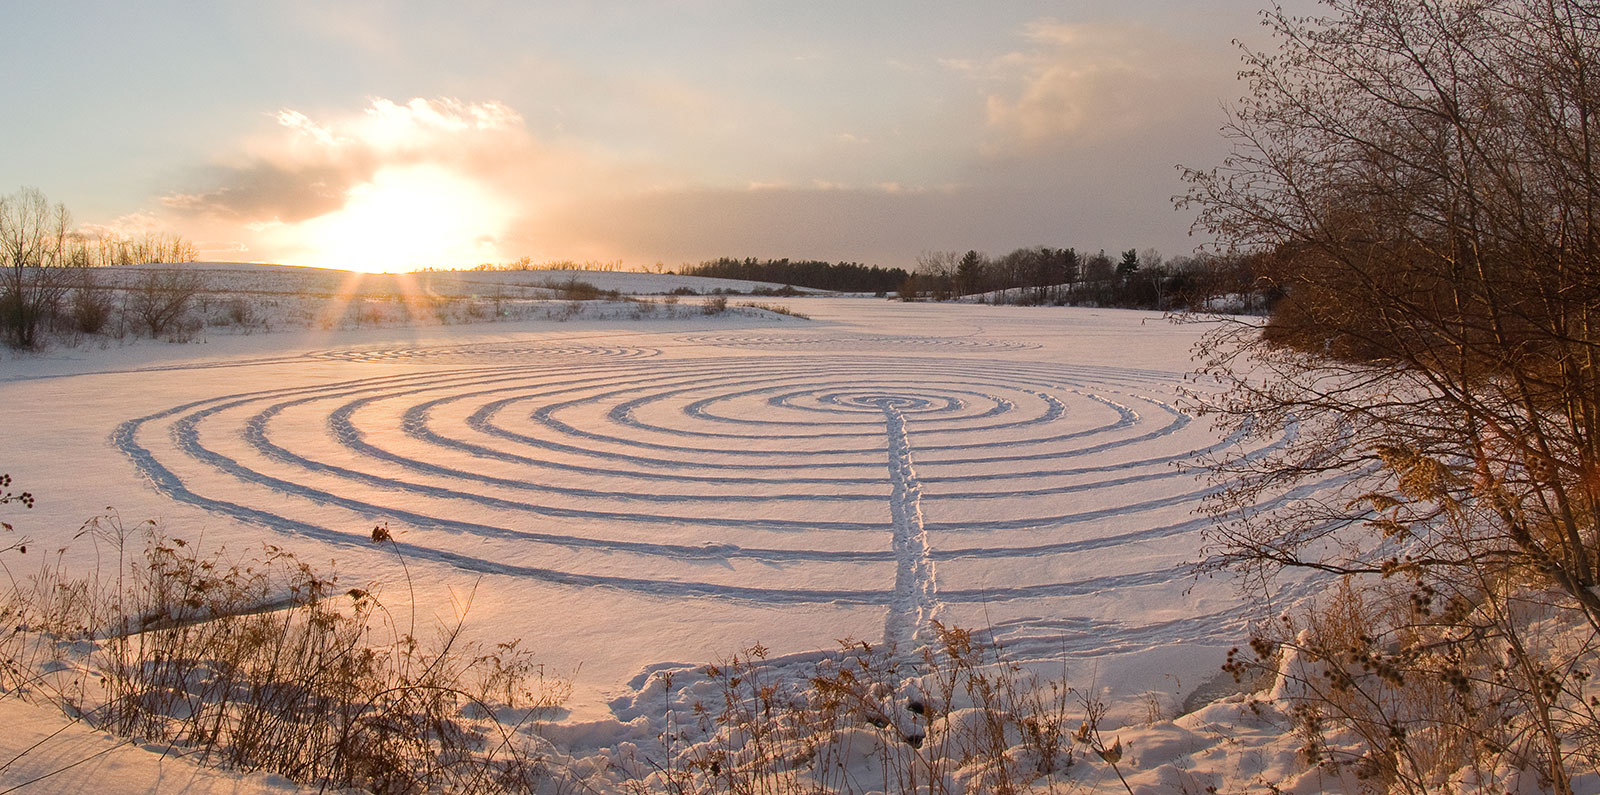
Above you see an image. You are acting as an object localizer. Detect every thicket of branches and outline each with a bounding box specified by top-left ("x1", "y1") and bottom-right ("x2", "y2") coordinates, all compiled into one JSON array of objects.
[
  {"x1": 1184, "y1": 0, "x2": 1600, "y2": 790},
  {"x1": 0, "y1": 188, "x2": 75, "y2": 348},
  {"x1": 0, "y1": 187, "x2": 197, "y2": 349},
  {"x1": 0, "y1": 510, "x2": 568, "y2": 792}
]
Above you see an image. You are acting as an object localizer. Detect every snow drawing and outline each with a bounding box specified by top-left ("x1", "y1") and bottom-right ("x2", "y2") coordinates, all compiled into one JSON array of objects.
[{"x1": 107, "y1": 335, "x2": 1330, "y2": 661}]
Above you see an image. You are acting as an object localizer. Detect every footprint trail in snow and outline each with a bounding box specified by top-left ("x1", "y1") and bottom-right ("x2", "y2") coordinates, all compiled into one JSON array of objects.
[{"x1": 878, "y1": 400, "x2": 938, "y2": 652}]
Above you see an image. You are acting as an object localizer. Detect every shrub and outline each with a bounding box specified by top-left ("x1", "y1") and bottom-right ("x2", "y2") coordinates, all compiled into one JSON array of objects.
[
  {"x1": 68, "y1": 287, "x2": 114, "y2": 335},
  {"x1": 621, "y1": 625, "x2": 1090, "y2": 794},
  {"x1": 129, "y1": 269, "x2": 204, "y2": 338},
  {"x1": 1183, "y1": 2, "x2": 1600, "y2": 791},
  {"x1": 737, "y1": 302, "x2": 809, "y2": 319},
  {"x1": 543, "y1": 277, "x2": 617, "y2": 301},
  {"x1": 212, "y1": 297, "x2": 253, "y2": 327},
  {"x1": 0, "y1": 517, "x2": 569, "y2": 793},
  {"x1": 749, "y1": 285, "x2": 801, "y2": 297}
]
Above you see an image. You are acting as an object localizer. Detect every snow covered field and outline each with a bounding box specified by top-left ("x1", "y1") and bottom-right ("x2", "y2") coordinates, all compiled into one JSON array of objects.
[{"x1": 0, "y1": 280, "x2": 1345, "y2": 791}]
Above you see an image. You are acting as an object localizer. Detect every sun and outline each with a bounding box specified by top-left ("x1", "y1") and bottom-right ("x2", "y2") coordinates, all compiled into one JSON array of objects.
[{"x1": 291, "y1": 165, "x2": 512, "y2": 273}]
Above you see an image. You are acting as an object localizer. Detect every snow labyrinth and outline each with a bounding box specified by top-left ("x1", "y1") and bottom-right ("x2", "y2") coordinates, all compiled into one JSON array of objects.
[{"x1": 111, "y1": 335, "x2": 1316, "y2": 655}]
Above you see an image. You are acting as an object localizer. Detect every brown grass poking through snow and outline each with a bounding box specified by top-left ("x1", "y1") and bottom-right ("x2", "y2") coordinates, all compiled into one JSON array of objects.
[{"x1": 0, "y1": 515, "x2": 571, "y2": 793}]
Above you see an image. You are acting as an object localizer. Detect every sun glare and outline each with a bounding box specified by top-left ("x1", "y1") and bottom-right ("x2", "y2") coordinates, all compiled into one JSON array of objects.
[{"x1": 291, "y1": 165, "x2": 511, "y2": 273}]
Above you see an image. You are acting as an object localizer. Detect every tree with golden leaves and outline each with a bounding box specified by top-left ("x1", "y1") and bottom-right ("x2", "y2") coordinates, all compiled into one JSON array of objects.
[{"x1": 1184, "y1": 1, "x2": 1600, "y2": 790}]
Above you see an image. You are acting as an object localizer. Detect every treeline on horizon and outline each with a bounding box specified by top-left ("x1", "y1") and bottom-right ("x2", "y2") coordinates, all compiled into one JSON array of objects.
[
  {"x1": 680, "y1": 257, "x2": 909, "y2": 294},
  {"x1": 903, "y1": 247, "x2": 1271, "y2": 312},
  {"x1": 679, "y1": 248, "x2": 1272, "y2": 313},
  {"x1": 1, "y1": 187, "x2": 197, "y2": 269},
  {"x1": 2, "y1": 187, "x2": 201, "y2": 348}
]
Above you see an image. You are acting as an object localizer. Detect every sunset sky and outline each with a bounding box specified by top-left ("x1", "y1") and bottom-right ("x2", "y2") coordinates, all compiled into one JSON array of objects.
[{"x1": 1, "y1": 2, "x2": 1286, "y2": 271}]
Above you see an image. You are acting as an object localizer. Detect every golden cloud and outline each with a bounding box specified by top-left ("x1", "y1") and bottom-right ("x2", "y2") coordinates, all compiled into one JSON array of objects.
[
  {"x1": 980, "y1": 20, "x2": 1221, "y2": 154},
  {"x1": 159, "y1": 97, "x2": 647, "y2": 269}
]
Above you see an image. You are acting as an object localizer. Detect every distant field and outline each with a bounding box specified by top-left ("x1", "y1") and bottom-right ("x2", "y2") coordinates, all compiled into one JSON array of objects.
[{"x1": 106, "y1": 261, "x2": 823, "y2": 298}]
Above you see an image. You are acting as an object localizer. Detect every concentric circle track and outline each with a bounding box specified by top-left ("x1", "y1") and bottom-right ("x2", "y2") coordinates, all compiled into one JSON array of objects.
[
  {"x1": 116, "y1": 351, "x2": 1331, "y2": 651},
  {"x1": 674, "y1": 332, "x2": 1041, "y2": 352},
  {"x1": 303, "y1": 342, "x2": 662, "y2": 365}
]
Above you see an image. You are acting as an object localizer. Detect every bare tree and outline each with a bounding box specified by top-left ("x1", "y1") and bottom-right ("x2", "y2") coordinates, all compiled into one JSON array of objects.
[
  {"x1": 914, "y1": 250, "x2": 959, "y2": 301},
  {"x1": 0, "y1": 188, "x2": 75, "y2": 348},
  {"x1": 130, "y1": 269, "x2": 205, "y2": 338},
  {"x1": 1182, "y1": 1, "x2": 1600, "y2": 790}
]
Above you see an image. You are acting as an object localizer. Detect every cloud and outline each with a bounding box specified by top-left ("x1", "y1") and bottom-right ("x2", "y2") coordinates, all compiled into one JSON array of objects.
[
  {"x1": 537, "y1": 185, "x2": 962, "y2": 265},
  {"x1": 158, "y1": 97, "x2": 639, "y2": 269},
  {"x1": 979, "y1": 19, "x2": 1223, "y2": 154},
  {"x1": 145, "y1": 16, "x2": 1237, "y2": 272},
  {"x1": 162, "y1": 161, "x2": 359, "y2": 222},
  {"x1": 164, "y1": 98, "x2": 527, "y2": 223},
  {"x1": 77, "y1": 211, "x2": 170, "y2": 240},
  {"x1": 532, "y1": 176, "x2": 1183, "y2": 269}
]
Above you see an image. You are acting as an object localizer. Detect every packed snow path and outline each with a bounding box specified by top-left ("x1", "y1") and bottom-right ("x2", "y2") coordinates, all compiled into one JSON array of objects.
[{"x1": 877, "y1": 400, "x2": 937, "y2": 651}]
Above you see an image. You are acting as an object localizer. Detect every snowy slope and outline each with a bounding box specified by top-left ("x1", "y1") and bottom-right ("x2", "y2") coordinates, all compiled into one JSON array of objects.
[
  {"x1": 0, "y1": 696, "x2": 307, "y2": 794},
  {"x1": 0, "y1": 297, "x2": 1338, "y2": 792}
]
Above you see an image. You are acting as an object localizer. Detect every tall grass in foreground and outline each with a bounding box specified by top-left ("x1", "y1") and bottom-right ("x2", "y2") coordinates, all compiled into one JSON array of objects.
[
  {"x1": 0, "y1": 516, "x2": 569, "y2": 793},
  {"x1": 1222, "y1": 576, "x2": 1600, "y2": 794},
  {"x1": 0, "y1": 487, "x2": 1139, "y2": 794},
  {"x1": 614, "y1": 627, "x2": 1141, "y2": 795},
  {"x1": 0, "y1": 521, "x2": 1142, "y2": 793}
]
